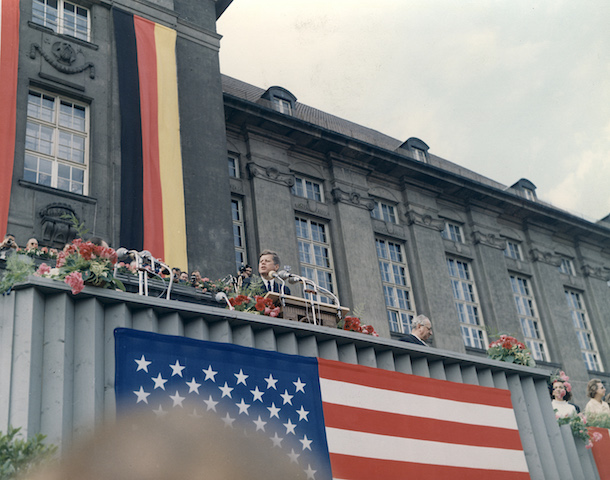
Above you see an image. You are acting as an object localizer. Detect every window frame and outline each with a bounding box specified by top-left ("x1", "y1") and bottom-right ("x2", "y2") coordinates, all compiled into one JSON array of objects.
[
  {"x1": 295, "y1": 216, "x2": 336, "y2": 304},
  {"x1": 371, "y1": 200, "x2": 398, "y2": 224},
  {"x1": 510, "y1": 274, "x2": 549, "y2": 362},
  {"x1": 32, "y1": 0, "x2": 91, "y2": 42},
  {"x1": 376, "y1": 237, "x2": 416, "y2": 334},
  {"x1": 24, "y1": 88, "x2": 90, "y2": 196},
  {"x1": 231, "y1": 197, "x2": 247, "y2": 272},
  {"x1": 291, "y1": 176, "x2": 324, "y2": 203},
  {"x1": 559, "y1": 258, "x2": 576, "y2": 276},
  {"x1": 504, "y1": 241, "x2": 523, "y2": 260},
  {"x1": 565, "y1": 289, "x2": 603, "y2": 372},
  {"x1": 441, "y1": 222, "x2": 464, "y2": 243},
  {"x1": 228, "y1": 154, "x2": 240, "y2": 178},
  {"x1": 446, "y1": 256, "x2": 487, "y2": 349}
]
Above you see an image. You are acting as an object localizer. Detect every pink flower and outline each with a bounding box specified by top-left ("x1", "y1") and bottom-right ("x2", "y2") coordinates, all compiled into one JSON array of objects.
[
  {"x1": 64, "y1": 271, "x2": 84, "y2": 295},
  {"x1": 35, "y1": 263, "x2": 51, "y2": 276},
  {"x1": 264, "y1": 306, "x2": 281, "y2": 317}
]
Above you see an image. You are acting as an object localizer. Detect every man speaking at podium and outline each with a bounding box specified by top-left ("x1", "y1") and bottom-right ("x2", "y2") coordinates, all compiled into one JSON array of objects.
[{"x1": 244, "y1": 249, "x2": 291, "y2": 296}]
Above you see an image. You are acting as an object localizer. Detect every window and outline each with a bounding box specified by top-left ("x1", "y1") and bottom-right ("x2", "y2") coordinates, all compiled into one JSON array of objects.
[
  {"x1": 272, "y1": 98, "x2": 293, "y2": 115},
  {"x1": 504, "y1": 241, "x2": 523, "y2": 260},
  {"x1": 523, "y1": 188, "x2": 536, "y2": 201},
  {"x1": 231, "y1": 198, "x2": 247, "y2": 272},
  {"x1": 291, "y1": 177, "x2": 323, "y2": 202},
  {"x1": 559, "y1": 258, "x2": 575, "y2": 276},
  {"x1": 228, "y1": 155, "x2": 239, "y2": 178},
  {"x1": 441, "y1": 222, "x2": 464, "y2": 243},
  {"x1": 295, "y1": 216, "x2": 335, "y2": 304},
  {"x1": 24, "y1": 89, "x2": 89, "y2": 195},
  {"x1": 566, "y1": 290, "x2": 602, "y2": 371},
  {"x1": 371, "y1": 201, "x2": 397, "y2": 224},
  {"x1": 412, "y1": 147, "x2": 427, "y2": 162},
  {"x1": 376, "y1": 238, "x2": 415, "y2": 334},
  {"x1": 510, "y1": 275, "x2": 548, "y2": 361},
  {"x1": 447, "y1": 257, "x2": 487, "y2": 349},
  {"x1": 32, "y1": 0, "x2": 90, "y2": 42}
]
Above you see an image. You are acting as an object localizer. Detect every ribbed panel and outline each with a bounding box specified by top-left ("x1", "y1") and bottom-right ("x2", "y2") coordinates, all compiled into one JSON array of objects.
[{"x1": 0, "y1": 280, "x2": 601, "y2": 479}]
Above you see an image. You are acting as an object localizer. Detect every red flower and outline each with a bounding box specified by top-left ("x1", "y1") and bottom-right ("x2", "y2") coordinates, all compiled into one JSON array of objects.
[
  {"x1": 56, "y1": 251, "x2": 67, "y2": 267},
  {"x1": 64, "y1": 271, "x2": 84, "y2": 295},
  {"x1": 255, "y1": 298, "x2": 267, "y2": 312},
  {"x1": 78, "y1": 242, "x2": 95, "y2": 261}
]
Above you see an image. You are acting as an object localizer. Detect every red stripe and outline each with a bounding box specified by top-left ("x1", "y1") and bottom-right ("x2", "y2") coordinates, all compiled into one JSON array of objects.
[
  {"x1": 133, "y1": 16, "x2": 164, "y2": 259},
  {"x1": 318, "y1": 357, "x2": 514, "y2": 408},
  {"x1": 322, "y1": 402, "x2": 524, "y2": 450},
  {"x1": 0, "y1": 0, "x2": 20, "y2": 239},
  {"x1": 329, "y1": 453, "x2": 531, "y2": 480},
  {"x1": 590, "y1": 427, "x2": 610, "y2": 478}
]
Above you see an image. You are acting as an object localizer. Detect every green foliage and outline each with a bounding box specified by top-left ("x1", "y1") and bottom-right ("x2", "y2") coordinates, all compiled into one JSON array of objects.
[
  {"x1": 0, "y1": 255, "x2": 35, "y2": 295},
  {"x1": 60, "y1": 212, "x2": 89, "y2": 239},
  {"x1": 583, "y1": 412, "x2": 610, "y2": 428},
  {"x1": 0, "y1": 426, "x2": 57, "y2": 480}
]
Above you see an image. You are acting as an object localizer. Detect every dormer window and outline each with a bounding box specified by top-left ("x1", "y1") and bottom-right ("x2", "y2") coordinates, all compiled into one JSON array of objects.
[
  {"x1": 261, "y1": 86, "x2": 297, "y2": 116},
  {"x1": 510, "y1": 178, "x2": 537, "y2": 201},
  {"x1": 397, "y1": 137, "x2": 430, "y2": 163}
]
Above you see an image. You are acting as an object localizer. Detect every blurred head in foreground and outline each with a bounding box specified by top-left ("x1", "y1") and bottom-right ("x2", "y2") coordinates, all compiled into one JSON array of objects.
[{"x1": 26, "y1": 410, "x2": 307, "y2": 480}]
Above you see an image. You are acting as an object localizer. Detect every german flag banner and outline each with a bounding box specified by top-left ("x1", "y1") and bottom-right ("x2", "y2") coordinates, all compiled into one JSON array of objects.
[
  {"x1": 113, "y1": 8, "x2": 187, "y2": 270},
  {"x1": 0, "y1": 0, "x2": 20, "y2": 239}
]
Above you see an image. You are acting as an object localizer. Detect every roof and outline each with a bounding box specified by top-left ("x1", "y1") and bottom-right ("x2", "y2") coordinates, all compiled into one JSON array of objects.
[{"x1": 221, "y1": 74, "x2": 508, "y2": 191}]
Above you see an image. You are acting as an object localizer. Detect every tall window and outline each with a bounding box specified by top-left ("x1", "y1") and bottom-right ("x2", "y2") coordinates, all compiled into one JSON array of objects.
[
  {"x1": 510, "y1": 275, "x2": 548, "y2": 361},
  {"x1": 32, "y1": 0, "x2": 90, "y2": 41},
  {"x1": 295, "y1": 216, "x2": 335, "y2": 304},
  {"x1": 559, "y1": 258, "x2": 576, "y2": 276},
  {"x1": 228, "y1": 155, "x2": 239, "y2": 178},
  {"x1": 447, "y1": 257, "x2": 487, "y2": 349},
  {"x1": 504, "y1": 241, "x2": 523, "y2": 261},
  {"x1": 566, "y1": 290, "x2": 602, "y2": 371},
  {"x1": 231, "y1": 198, "x2": 247, "y2": 272},
  {"x1": 291, "y1": 177, "x2": 323, "y2": 202},
  {"x1": 24, "y1": 90, "x2": 88, "y2": 195},
  {"x1": 371, "y1": 201, "x2": 397, "y2": 224},
  {"x1": 441, "y1": 222, "x2": 464, "y2": 243},
  {"x1": 376, "y1": 238, "x2": 415, "y2": 334}
]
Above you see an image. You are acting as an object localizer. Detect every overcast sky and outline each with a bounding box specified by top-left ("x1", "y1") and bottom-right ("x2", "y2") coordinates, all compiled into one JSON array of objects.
[{"x1": 217, "y1": 1, "x2": 610, "y2": 222}]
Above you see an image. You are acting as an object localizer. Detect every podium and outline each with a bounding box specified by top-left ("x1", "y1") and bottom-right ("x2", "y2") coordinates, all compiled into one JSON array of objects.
[{"x1": 264, "y1": 292, "x2": 349, "y2": 327}]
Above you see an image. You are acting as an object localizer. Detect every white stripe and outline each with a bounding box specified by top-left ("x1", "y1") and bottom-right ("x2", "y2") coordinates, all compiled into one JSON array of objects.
[
  {"x1": 320, "y1": 378, "x2": 518, "y2": 430},
  {"x1": 326, "y1": 427, "x2": 529, "y2": 472}
]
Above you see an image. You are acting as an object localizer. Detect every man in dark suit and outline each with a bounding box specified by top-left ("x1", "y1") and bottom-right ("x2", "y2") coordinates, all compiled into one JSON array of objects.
[
  {"x1": 400, "y1": 315, "x2": 432, "y2": 346},
  {"x1": 242, "y1": 249, "x2": 291, "y2": 296}
]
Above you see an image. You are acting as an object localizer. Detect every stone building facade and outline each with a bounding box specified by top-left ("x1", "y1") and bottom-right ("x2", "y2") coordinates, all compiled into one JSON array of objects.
[{"x1": 3, "y1": 0, "x2": 610, "y2": 407}]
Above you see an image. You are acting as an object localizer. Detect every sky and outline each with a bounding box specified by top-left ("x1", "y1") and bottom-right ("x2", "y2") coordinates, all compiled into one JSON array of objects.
[{"x1": 217, "y1": 1, "x2": 610, "y2": 222}]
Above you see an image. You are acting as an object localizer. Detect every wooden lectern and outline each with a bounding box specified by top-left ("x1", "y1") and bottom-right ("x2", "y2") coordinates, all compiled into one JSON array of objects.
[{"x1": 264, "y1": 291, "x2": 349, "y2": 328}]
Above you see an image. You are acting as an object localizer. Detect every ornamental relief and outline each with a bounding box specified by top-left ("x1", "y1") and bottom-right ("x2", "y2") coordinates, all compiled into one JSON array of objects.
[
  {"x1": 405, "y1": 210, "x2": 444, "y2": 231},
  {"x1": 246, "y1": 162, "x2": 295, "y2": 187},
  {"x1": 30, "y1": 41, "x2": 95, "y2": 78},
  {"x1": 330, "y1": 187, "x2": 375, "y2": 210},
  {"x1": 293, "y1": 199, "x2": 329, "y2": 217},
  {"x1": 581, "y1": 264, "x2": 609, "y2": 280},
  {"x1": 530, "y1": 248, "x2": 560, "y2": 266},
  {"x1": 472, "y1": 230, "x2": 506, "y2": 250}
]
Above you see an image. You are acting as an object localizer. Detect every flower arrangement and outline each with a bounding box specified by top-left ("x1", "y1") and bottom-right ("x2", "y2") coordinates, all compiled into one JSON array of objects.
[
  {"x1": 35, "y1": 239, "x2": 125, "y2": 295},
  {"x1": 339, "y1": 316, "x2": 379, "y2": 337},
  {"x1": 557, "y1": 413, "x2": 604, "y2": 449},
  {"x1": 486, "y1": 334, "x2": 535, "y2": 367},
  {"x1": 228, "y1": 294, "x2": 280, "y2": 317}
]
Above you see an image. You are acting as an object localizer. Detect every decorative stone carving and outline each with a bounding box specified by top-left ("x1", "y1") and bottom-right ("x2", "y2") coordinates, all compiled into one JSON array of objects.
[
  {"x1": 472, "y1": 230, "x2": 507, "y2": 250},
  {"x1": 405, "y1": 210, "x2": 444, "y2": 231},
  {"x1": 39, "y1": 203, "x2": 78, "y2": 247},
  {"x1": 581, "y1": 264, "x2": 609, "y2": 280},
  {"x1": 247, "y1": 162, "x2": 295, "y2": 187},
  {"x1": 30, "y1": 42, "x2": 95, "y2": 78},
  {"x1": 530, "y1": 248, "x2": 560, "y2": 266},
  {"x1": 330, "y1": 187, "x2": 375, "y2": 210},
  {"x1": 293, "y1": 199, "x2": 329, "y2": 217}
]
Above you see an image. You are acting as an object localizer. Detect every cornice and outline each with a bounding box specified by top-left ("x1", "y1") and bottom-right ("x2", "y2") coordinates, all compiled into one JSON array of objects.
[
  {"x1": 581, "y1": 264, "x2": 609, "y2": 281},
  {"x1": 405, "y1": 210, "x2": 444, "y2": 231},
  {"x1": 530, "y1": 248, "x2": 561, "y2": 266}
]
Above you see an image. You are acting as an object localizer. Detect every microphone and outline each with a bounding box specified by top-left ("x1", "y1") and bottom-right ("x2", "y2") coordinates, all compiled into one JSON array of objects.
[
  {"x1": 115, "y1": 247, "x2": 137, "y2": 261},
  {"x1": 215, "y1": 292, "x2": 234, "y2": 310}
]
